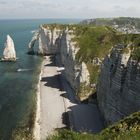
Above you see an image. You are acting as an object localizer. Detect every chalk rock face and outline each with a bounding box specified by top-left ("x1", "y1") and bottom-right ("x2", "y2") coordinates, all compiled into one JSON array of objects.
[
  {"x1": 97, "y1": 45, "x2": 140, "y2": 125},
  {"x1": 60, "y1": 30, "x2": 79, "y2": 90},
  {"x1": 28, "y1": 31, "x2": 39, "y2": 54},
  {"x1": 38, "y1": 28, "x2": 47, "y2": 55},
  {"x1": 43, "y1": 27, "x2": 61, "y2": 54},
  {"x1": 28, "y1": 25, "x2": 91, "y2": 100},
  {"x1": 80, "y1": 62, "x2": 90, "y2": 85},
  {"x1": 3, "y1": 35, "x2": 16, "y2": 60},
  {"x1": 121, "y1": 48, "x2": 131, "y2": 67},
  {"x1": 28, "y1": 26, "x2": 61, "y2": 55},
  {"x1": 59, "y1": 30, "x2": 90, "y2": 99}
]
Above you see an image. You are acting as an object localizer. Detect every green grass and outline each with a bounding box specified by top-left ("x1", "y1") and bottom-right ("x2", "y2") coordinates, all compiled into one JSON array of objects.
[
  {"x1": 75, "y1": 26, "x2": 119, "y2": 62},
  {"x1": 48, "y1": 129, "x2": 140, "y2": 140},
  {"x1": 77, "y1": 82, "x2": 92, "y2": 100},
  {"x1": 73, "y1": 25, "x2": 120, "y2": 98}
]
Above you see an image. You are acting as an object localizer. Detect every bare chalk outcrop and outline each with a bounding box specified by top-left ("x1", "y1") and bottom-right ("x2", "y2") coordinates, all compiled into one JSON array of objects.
[{"x1": 1, "y1": 35, "x2": 17, "y2": 61}]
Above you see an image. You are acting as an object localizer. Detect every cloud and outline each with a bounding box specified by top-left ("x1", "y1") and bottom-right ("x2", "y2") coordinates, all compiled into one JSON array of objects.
[
  {"x1": 0, "y1": 0, "x2": 140, "y2": 19},
  {"x1": 0, "y1": 1, "x2": 7, "y2": 5}
]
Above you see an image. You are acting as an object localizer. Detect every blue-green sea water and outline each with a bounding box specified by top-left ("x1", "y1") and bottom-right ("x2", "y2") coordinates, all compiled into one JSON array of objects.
[{"x1": 0, "y1": 19, "x2": 81, "y2": 140}]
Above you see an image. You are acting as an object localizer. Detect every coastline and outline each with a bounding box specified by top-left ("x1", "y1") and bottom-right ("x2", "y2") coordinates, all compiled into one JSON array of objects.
[
  {"x1": 33, "y1": 58, "x2": 45, "y2": 140},
  {"x1": 33, "y1": 55, "x2": 104, "y2": 140}
]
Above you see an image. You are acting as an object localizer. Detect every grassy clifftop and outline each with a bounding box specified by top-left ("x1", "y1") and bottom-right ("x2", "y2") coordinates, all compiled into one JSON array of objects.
[{"x1": 75, "y1": 26, "x2": 119, "y2": 62}]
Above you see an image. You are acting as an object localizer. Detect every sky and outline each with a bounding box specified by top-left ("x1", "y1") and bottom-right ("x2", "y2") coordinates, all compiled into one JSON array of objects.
[{"x1": 0, "y1": 0, "x2": 140, "y2": 19}]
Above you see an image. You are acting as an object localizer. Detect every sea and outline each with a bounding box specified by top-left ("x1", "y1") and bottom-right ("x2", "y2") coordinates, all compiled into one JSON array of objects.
[{"x1": 0, "y1": 19, "x2": 81, "y2": 140}]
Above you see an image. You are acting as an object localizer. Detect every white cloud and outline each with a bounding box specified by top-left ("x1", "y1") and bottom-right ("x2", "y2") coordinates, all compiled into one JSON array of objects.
[{"x1": 0, "y1": 0, "x2": 140, "y2": 19}]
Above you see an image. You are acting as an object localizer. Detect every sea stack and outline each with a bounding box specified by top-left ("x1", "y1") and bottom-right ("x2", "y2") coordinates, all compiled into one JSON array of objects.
[{"x1": 1, "y1": 35, "x2": 17, "y2": 61}]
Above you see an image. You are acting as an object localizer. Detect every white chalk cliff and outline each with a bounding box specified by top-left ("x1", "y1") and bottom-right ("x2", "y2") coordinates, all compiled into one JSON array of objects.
[
  {"x1": 28, "y1": 26, "x2": 91, "y2": 100},
  {"x1": 97, "y1": 45, "x2": 140, "y2": 125},
  {"x1": 28, "y1": 31, "x2": 39, "y2": 54},
  {"x1": 2, "y1": 35, "x2": 16, "y2": 61},
  {"x1": 59, "y1": 30, "x2": 91, "y2": 100},
  {"x1": 28, "y1": 26, "x2": 61, "y2": 55}
]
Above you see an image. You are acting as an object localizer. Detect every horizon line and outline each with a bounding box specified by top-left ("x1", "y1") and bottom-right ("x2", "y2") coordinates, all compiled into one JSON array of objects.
[{"x1": 0, "y1": 16, "x2": 140, "y2": 20}]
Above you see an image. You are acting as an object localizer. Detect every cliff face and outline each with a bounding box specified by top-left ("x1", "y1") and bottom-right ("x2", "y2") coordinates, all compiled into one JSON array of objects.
[
  {"x1": 43, "y1": 27, "x2": 61, "y2": 54},
  {"x1": 59, "y1": 29, "x2": 90, "y2": 100},
  {"x1": 28, "y1": 26, "x2": 61, "y2": 55},
  {"x1": 28, "y1": 26, "x2": 91, "y2": 100},
  {"x1": 28, "y1": 31, "x2": 39, "y2": 54},
  {"x1": 97, "y1": 45, "x2": 140, "y2": 124}
]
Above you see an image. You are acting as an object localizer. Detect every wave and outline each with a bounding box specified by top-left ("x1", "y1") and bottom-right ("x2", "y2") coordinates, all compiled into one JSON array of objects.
[
  {"x1": 17, "y1": 68, "x2": 33, "y2": 72},
  {"x1": 30, "y1": 30, "x2": 37, "y2": 34}
]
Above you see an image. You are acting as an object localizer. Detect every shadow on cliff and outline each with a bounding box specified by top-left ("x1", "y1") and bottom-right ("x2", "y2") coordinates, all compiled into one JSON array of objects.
[
  {"x1": 60, "y1": 92, "x2": 77, "y2": 104},
  {"x1": 53, "y1": 112, "x2": 70, "y2": 132},
  {"x1": 41, "y1": 73, "x2": 77, "y2": 104},
  {"x1": 62, "y1": 111, "x2": 70, "y2": 129},
  {"x1": 44, "y1": 55, "x2": 56, "y2": 66},
  {"x1": 41, "y1": 74, "x2": 65, "y2": 91}
]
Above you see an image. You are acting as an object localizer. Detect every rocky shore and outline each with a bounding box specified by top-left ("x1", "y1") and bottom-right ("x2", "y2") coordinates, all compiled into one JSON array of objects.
[{"x1": 33, "y1": 59, "x2": 44, "y2": 140}]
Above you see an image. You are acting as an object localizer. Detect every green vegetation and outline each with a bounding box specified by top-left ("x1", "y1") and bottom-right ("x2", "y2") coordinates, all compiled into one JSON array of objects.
[
  {"x1": 74, "y1": 25, "x2": 140, "y2": 86},
  {"x1": 129, "y1": 34, "x2": 140, "y2": 61},
  {"x1": 43, "y1": 24, "x2": 121, "y2": 89},
  {"x1": 75, "y1": 26, "x2": 119, "y2": 62},
  {"x1": 43, "y1": 23, "x2": 66, "y2": 30},
  {"x1": 48, "y1": 111, "x2": 140, "y2": 140},
  {"x1": 118, "y1": 33, "x2": 140, "y2": 61},
  {"x1": 42, "y1": 23, "x2": 140, "y2": 99},
  {"x1": 86, "y1": 63, "x2": 100, "y2": 84},
  {"x1": 78, "y1": 82, "x2": 92, "y2": 100},
  {"x1": 73, "y1": 25, "x2": 121, "y2": 91},
  {"x1": 100, "y1": 111, "x2": 140, "y2": 139},
  {"x1": 48, "y1": 130, "x2": 140, "y2": 140}
]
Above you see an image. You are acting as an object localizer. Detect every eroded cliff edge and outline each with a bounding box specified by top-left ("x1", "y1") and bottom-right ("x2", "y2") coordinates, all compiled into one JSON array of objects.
[
  {"x1": 28, "y1": 24, "x2": 140, "y2": 127},
  {"x1": 97, "y1": 44, "x2": 140, "y2": 125}
]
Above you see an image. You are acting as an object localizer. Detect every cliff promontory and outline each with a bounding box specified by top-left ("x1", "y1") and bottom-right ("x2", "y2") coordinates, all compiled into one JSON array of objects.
[
  {"x1": 28, "y1": 25, "x2": 121, "y2": 101},
  {"x1": 28, "y1": 23, "x2": 140, "y2": 126},
  {"x1": 26, "y1": 20, "x2": 140, "y2": 140}
]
